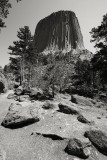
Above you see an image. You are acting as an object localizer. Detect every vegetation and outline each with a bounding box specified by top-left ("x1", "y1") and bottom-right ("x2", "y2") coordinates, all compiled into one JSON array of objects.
[
  {"x1": 5, "y1": 26, "x2": 36, "y2": 87},
  {"x1": 0, "y1": 0, "x2": 21, "y2": 31},
  {"x1": 2, "y1": 10, "x2": 107, "y2": 99},
  {"x1": 71, "y1": 59, "x2": 94, "y2": 98},
  {"x1": 90, "y1": 13, "x2": 107, "y2": 91}
]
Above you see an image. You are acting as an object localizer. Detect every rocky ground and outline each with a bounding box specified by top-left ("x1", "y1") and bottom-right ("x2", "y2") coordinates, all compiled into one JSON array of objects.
[{"x1": 0, "y1": 90, "x2": 107, "y2": 160}]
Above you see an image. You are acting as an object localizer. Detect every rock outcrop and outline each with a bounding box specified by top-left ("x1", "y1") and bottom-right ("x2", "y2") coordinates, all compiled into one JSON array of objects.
[{"x1": 34, "y1": 10, "x2": 84, "y2": 54}]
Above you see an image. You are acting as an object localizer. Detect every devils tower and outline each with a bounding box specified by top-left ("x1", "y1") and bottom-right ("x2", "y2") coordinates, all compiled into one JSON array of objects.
[{"x1": 34, "y1": 11, "x2": 84, "y2": 54}]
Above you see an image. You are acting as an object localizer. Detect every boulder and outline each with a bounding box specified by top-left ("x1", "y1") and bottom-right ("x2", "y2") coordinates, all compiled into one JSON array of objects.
[
  {"x1": 42, "y1": 101, "x2": 55, "y2": 110},
  {"x1": 84, "y1": 130, "x2": 107, "y2": 155},
  {"x1": 15, "y1": 86, "x2": 24, "y2": 96},
  {"x1": 7, "y1": 93, "x2": 17, "y2": 100},
  {"x1": 29, "y1": 87, "x2": 44, "y2": 99},
  {"x1": 77, "y1": 114, "x2": 94, "y2": 125},
  {"x1": 16, "y1": 95, "x2": 30, "y2": 102},
  {"x1": 1, "y1": 102, "x2": 40, "y2": 128},
  {"x1": 29, "y1": 87, "x2": 53, "y2": 100},
  {"x1": 71, "y1": 95, "x2": 93, "y2": 107},
  {"x1": 65, "y1": 138, "x2": 91, "y2": 158},
  {"x1": 58, "y1": 102, "x2": 79, "y2": 115},
  {"x1": 13, "y1": 82, "x2": 20, "y2": 89},
  {"x1": 43, "y1": 88, "x2": 53, "y2": 100},
  {"x1": 61, "y1": 85, "x2": 77, "y2": 94}
]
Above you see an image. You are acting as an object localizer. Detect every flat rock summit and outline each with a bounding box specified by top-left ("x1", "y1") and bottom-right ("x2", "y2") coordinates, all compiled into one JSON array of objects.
[{"x1": 34, "y1": 11, "x2": 84, "y2": 54}]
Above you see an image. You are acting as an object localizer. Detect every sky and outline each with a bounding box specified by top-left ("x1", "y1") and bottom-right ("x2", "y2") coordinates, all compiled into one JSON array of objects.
[{"x1": 0, "y1": 0, "x2": 107, "y2": 67}]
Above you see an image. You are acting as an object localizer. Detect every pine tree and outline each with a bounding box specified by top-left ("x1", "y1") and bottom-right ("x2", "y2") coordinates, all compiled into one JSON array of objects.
[
  {"x1": 90, "y1": 14, "x2": 107, "y2": 90},
  {"x1": 8, "y1": 26, "x2": 35, "y2": 85},
  {"x1": 0, "y1": 0, "x2": 21, "y2": 31}
]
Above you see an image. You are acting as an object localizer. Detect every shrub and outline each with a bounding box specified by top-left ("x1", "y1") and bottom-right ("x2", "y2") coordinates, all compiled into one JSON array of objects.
[{"x1": 70, "y1": 84, "x2": 94, "y2": 98}]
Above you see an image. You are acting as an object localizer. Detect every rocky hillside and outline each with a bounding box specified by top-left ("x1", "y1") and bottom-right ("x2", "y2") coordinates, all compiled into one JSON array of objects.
[{"x1": 34, "y1": 10, "x2": 84, "y2": 54}]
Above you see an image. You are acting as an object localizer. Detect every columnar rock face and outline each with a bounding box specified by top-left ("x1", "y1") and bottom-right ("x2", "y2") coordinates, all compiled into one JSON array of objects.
[{"x1": 34, "y1": 10, "x2": 84, "y2": 54}]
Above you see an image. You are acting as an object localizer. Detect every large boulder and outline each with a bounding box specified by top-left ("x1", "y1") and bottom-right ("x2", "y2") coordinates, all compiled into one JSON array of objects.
[
  {"x1": 1, "y1": 102, "x2": 40, "y2": 128},
  {"x1": 65, "y1": 138, "x2": 91, "y2": 158},
  {"x1": 58, "y1": 102, "x2": 79, "y2": 115},
  {"x1": 84, "y1": 130, "x2": 107, "y2": 155}
]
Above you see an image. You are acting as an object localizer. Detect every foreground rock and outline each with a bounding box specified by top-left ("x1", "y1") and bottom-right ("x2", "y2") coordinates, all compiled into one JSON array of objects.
[
  {"x1": 65, "y1": 138, "x2": 91, "y2": 158},
  {"x1": 1, "y1": 102, "x2": 40, "y2": 128},
  {"x1": 58, "y1": 102, "x2": 79, "y2": 115},
  {"x1": 71, "y1": 95, "x2": 94, "y2": 107},
  {"x1": 84, "y1": 130, "x2": 107, "y2": 155}
]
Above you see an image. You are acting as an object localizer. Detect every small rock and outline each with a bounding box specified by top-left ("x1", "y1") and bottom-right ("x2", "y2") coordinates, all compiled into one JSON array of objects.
[
  {"x1": 58, "y1": 102, "x2": 79, "y2": 115},
  {"x1": 77, "y1": 114, "x2": 94, "y2": 125},
  {"x1": 97, "y1": 117, "x2": 101, "y2": 119},
  {"x1": 42, "y1": 101, "x2": 55, "y2": 110}
]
